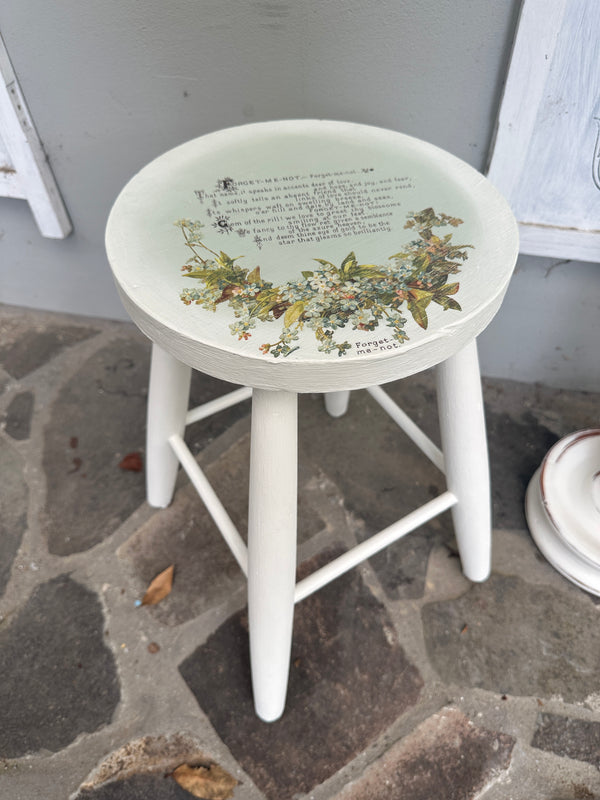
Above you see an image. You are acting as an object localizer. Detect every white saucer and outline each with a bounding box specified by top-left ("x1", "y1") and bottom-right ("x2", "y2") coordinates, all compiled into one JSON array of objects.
[{"x1": 525, "y1": 430, "x2": 600, "y2": 595}]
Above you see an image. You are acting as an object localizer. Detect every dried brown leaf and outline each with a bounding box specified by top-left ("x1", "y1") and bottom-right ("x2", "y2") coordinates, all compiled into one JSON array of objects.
[
  {"x1": 119, "y1": 451, "x2": 143, "y2": 471},
  {"x1": 172, "y1": 762, "x2": 238, "y2": 799},
  {"x1": 141, "y1": 564, "x2": 174, "y2": 606}
]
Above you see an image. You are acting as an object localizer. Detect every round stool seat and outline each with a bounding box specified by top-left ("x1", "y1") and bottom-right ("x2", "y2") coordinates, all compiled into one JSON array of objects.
[{"x1": 106, "y1": 120, "x2": 518, "y2": 392}]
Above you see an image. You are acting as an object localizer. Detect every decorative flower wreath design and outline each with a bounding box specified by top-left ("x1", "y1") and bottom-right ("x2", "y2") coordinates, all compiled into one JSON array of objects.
[{"x1": 176, "y1": 208, "x2": 472, "y2": 358}]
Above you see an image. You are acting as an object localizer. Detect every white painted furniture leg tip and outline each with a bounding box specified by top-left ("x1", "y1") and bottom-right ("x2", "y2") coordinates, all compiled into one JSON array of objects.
[
  {"x1": 324, "y1": 391, "x2": 350, "y2": 418},
  {"x1": 147, "y1": 498, "x2": 171, "y2": 510},
  {"x1": 465, "y1": 567, "x2": 491, "y2": 583},
  {"x1": 255, "y1": 704, "x2": 285, "y2": 723}
]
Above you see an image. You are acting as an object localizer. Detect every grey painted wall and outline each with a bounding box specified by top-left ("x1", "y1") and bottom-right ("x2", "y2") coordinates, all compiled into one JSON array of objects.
[
  {"x1": 479, "y1": 254, "x2": 600, "y2": 393},
  {"x1": 1, "y1": 0, "x2": 598, "y2": 390}
]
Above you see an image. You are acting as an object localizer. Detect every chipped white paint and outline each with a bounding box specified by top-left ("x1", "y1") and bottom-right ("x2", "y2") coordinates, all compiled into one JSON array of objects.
[
  {"x1": 488, "y1": 0, "x2": 600, "y2": 262},
  {"x1": 0, "y1": 32, "x2": 71, "y2": 238},
  {"x1": 526, "y1": 430, "x2": 600, "y2": 595}
]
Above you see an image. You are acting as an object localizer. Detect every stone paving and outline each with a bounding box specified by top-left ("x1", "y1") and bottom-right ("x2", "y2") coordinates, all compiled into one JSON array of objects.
[{"x1": 1, "y1": 302, "x2": 600, "y2": 800}]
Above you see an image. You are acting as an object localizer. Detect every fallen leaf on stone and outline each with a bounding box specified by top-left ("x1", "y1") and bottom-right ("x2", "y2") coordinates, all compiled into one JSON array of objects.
[
  {"x1": 68, "y1": 456, "x2": 83, "y2": 474},
  {"x1": 172, "y1": 762, "x2": 238, "y2": 799},
  {"x1": 141, "y1": 565, "x2": 174, "y2": 606},
  {"x1": 119, "y1": 451, "x2": 143, "y2": 471}
]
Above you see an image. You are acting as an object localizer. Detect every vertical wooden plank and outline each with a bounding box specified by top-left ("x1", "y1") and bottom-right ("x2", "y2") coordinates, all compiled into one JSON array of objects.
[
  {"x1": 0, "y1": 32, "x2": 72, "y2": 238},
  {"x1": 487, "y1": 0, "x2": 568, "y2": 200}
]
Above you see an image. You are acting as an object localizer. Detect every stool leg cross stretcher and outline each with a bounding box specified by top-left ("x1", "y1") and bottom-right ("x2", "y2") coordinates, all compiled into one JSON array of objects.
[{"x1": 145, "y1": 339, "x2": 490, "y2": 722}]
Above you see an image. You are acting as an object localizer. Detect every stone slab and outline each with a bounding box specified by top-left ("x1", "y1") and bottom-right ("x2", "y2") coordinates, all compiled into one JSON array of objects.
[
  {"x1": 0, "y1": 323, "x2": 98, "y2": 379},
  {"x1": 76, "y1": 774, "x2": 198, "y2": 799},
  {"x1": 422, "y1": 574, "x2": 600, "y2": 701},
  {"x1": 42, "y1": 338, "x2": 149, "y2": 554},
  {"x1": 186, "y1": 370, "x2": 251, "y2": 454},
  {"x1": 571, "y1": 787, "x2": 599, "y2": 800},
  {"x1": 41, "y1": 337, "x2": 263, "y2": 556},
  {"x1": 298, "y1": 388, "x2": 453, "y2": 600},
  {"x1": 120, "y1": 430, "x2": 324, "y2": 626},
  {"x1": 119, "y1": 481, "x2": 244, "y2": 627},
  {"x1": 532, "y1": 713, "x2": 600, "y2": 769},
  {"x1": 0, "y1": 438, "x2": 28, "y2": 596},
  {"x1": 179, "y1": 547, "x2": 423, "y2": 799},
  {"x1": 0, "y1": 575, "x2": 119, "y2": 758},
  {"x1": 485, "y1": 408, "x2": 558, "y2": 530},
  {"x1": 334, "y1": 708, "x2": 514, "y2": 800},
  {"x1": 3, "y1": 390, "x2": 34, "y2": 440}
]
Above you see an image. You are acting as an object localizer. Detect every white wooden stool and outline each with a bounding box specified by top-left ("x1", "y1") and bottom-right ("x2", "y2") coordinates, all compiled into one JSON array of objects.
[{"x1": 106, "y1": 120, "x2": 518, "y2": 721}]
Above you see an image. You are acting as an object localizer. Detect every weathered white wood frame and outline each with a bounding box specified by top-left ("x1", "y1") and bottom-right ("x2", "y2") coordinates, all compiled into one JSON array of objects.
[
  {"x1": 0, "y1": 32, "x2": 71, "y2": 238},
  {"x1": 487, "y1": 0, "x2": 600, "y2": 262}
]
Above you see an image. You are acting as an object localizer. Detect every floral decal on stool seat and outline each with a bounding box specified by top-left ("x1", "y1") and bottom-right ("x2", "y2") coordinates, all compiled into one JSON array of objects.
[{"x1": 177, "y1": 208, "x2": 471, "y2": 358}]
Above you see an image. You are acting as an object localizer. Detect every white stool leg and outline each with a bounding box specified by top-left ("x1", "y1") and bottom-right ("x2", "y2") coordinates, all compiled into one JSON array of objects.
[
  {"x1": 247, "y1": 389, "x2": 298, "y2": 722},
  {"x1": 324, "y1": 390, "x2": 350, "y2": 418},
  {"x1": 146, "y1": 343, "x2": 192, "y2": 508},
  {"x1": 436, "y1": 340, "x2": 491, "y2": 582}
]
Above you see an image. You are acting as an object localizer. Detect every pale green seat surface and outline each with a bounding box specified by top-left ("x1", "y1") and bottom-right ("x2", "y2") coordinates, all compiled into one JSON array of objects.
[{"x1": 106, "y1": 120, "x2": 518, "y2": 392}]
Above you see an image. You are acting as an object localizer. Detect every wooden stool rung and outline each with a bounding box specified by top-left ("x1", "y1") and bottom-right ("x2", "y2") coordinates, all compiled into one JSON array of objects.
[
  {"x1": 294, "y1": 489, "x2": 457, "y2": 603},
  {"x1": 186, "y1": 386, "x2": 252, "y2": 426},
  {"x1": 168, "y1": 433, "x2": 248, "y2": 575},
  {"x1": 366, "y1": 385, "x2": 445, "y2": 472},
  {"x1": 175, "y1": 386, "x2": 453, "y2": 600}
]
